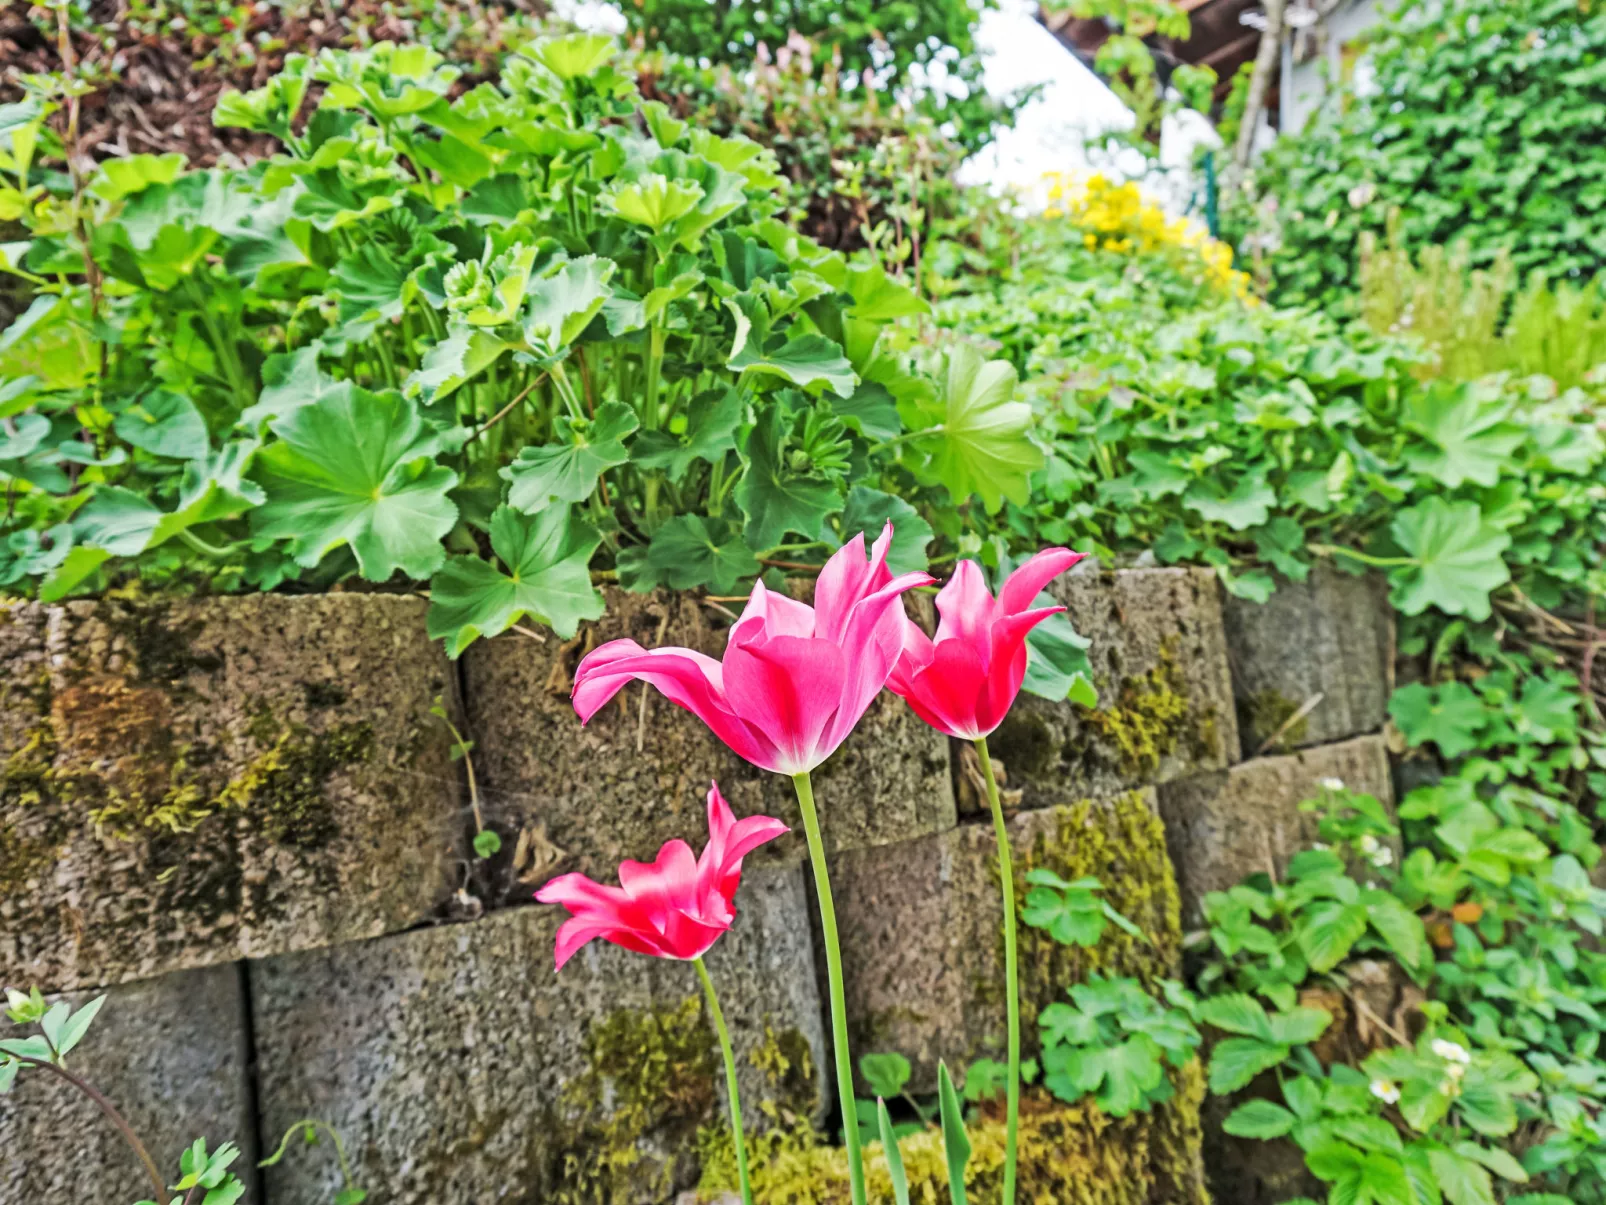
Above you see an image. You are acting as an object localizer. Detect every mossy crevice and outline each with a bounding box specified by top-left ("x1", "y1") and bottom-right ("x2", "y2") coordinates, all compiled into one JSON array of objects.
[
  {"x1": 697, "y1": 1065, "x2": 1210, "y2": 1205},
  {"x1": 542, "y1": 996, "x2": 719, "y2": 1205},
  {"x1": 1240, "y1": 688, "x2": 1308, "y2": 753}
]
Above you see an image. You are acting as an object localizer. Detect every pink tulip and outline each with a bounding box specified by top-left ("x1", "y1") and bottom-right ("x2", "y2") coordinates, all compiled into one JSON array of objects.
[
  {"x1": 535, "y1": 781, "x2": 788, "y2": 969},
  {"x1": 887, "y1": 548, "x2": 1087, "y2": 740},
  {"x1": 572, "y1": 524, "x2": 932, "y2": 775}
]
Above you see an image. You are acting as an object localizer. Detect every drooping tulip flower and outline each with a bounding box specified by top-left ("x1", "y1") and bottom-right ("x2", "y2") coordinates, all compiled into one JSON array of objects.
[
  {"x1": 535, "y1": 781, "x2": 788, "y2": 969},
  {"x1": 887, "y1": 548, "x2": 1087, "y2": 740},
  {"x1": 572, "y1": 523, "x2": 932, "y2": 775},
  {"x1": 884, "y1": 546, "x2": 1085, "y2": 1205}
]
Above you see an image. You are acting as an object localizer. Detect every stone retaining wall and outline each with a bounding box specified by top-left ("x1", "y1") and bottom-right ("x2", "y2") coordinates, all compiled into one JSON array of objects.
[{"x1": 0, "y1": 566, "x2": 1395, "y2": 1203}]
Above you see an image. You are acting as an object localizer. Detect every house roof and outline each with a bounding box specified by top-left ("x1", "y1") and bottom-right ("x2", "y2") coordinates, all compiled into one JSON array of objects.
[{"x1": 1040, "y1": 0, "x2": 1275, "y2": 121}]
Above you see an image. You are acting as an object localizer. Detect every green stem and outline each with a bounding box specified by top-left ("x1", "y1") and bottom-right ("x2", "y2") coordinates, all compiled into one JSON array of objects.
[
  {"x1": 1307, "y1": 543, "x2": 1413, "y2": 568},
  {"x1": 696, "y1": 957, "x2": 754, "y2": 1205},
  {"x1": 791, "y1": 771, "x2": 867, "y2": 1205},
  {"x1": 15, "y1": 1055, "x2": 170, "y2": 1204},
  {"x1": 176, "y1": 529, "x2": 237, "y2": 560},
  {"x1": 183, "y1": 277, "x2": 254, "y2": 411},
  {"x1": 975, "y1": 737, "x2": 1020, "y2": 1205}
]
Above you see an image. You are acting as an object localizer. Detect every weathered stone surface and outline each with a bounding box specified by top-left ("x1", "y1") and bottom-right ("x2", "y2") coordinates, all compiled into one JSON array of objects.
[
  {"x1": 834, "y1": 789, "x2": 1183, "y2": 1095},
  {"x1": 981, "y1": 568, "x2": 1238, "y2": 813},
  {"x1": 0, "y1": 964, "x2": 253, "y2": 1203},
  {"x1": 1222, "y1": 565, "x2": 1392, "y2": 757},
  {"x1": 0, "y1": 594, "x2": 466, "y2": 991},
  {"x1": 252, "y1": 864, "x2": 826, "y2": 1205},
  {"x1": 461, "y1": 587, "x2": 954, "y2": 904},
  {"x1": 1157, "y1": 734, "x2": 1396, "y2": 925}
]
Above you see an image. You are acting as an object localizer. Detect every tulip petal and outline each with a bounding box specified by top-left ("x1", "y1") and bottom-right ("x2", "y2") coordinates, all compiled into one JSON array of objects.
[
  {"x1": 887, "y1": 616, "x2": 936, "y2": 696},
  {"x1": 997, "y1": 548, "x2": 1086, "y2": 617},
  {"x1": 828, "y1": 569, "x2": 933, "y2": 752},
  {"x1": 906, "y1": 634, "x2": 993, "y2": 739},
  {"x1": 572, "y1": 640, "x2": 782, "y2": 769},
  {"x1": 723, "y1": 634, "x2": 848, "y2": 774},
  {"x1": 553, "y1": 915, "x2": 666, "y2": 969},
  {"x1": 814, "y1": 525, "x2": 896, "y2": 644},
  {"x1": 731, "y1": 579, "x2": 816, "y2": 646},
  {"x1": 933, "y1": 559, "x2": 997, "y2": 649},
  {"x1": 620, "y1": 839, "x2": 701, "y2": 919}
]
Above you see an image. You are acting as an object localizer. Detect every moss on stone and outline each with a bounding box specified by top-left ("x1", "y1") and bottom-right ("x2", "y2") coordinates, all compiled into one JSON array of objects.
[
  {"x1": 1075, "y1": 636, "x2": 1217, "y2": 779},
  {"x1": 105, "y1": 604, "x2": 222, "y2": 686},
  {"x1": 697, "y1": 1067, "x2": 1209, "y2": 1205},
  {"x1": 544, "y1": 995, "x2": 719, "y2": 1205},
  {"x1": 750, "y1": 1025, "x2": 819, "y2": 1124},
  {"x1": 215, "y1": 722, "x2": 374, "y2": 849},
  {"x1": 1241, "y1": 688, "x2": 1308, "y2": 753}
]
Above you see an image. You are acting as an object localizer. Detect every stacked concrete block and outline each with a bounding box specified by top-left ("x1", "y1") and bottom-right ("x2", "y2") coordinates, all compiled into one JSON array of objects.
[
  {"x1": 0, "y1": 595, "x2": 467, "y2": 992},
  {"x1": 0, "y1": 965, "x2": 253, "y2": 1202},
  {"x1": 1221, "y1": 566, "x2": 1392, "y2": 757},
  {"x1": 251, "y1": 865, "x2": 826, "y2": 1205}
]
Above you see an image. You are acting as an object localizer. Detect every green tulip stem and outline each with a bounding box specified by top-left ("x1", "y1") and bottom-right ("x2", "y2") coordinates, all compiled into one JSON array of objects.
[
  {"x1": 975, "y1": 736, "x2": 1020, "y2": 1205},
  {"x1": 695, "y1": 957, "x2": 754, "y2": 1205},
  {"x1": 792, "y1": 770, "x2": 868, "y2": 1205}
]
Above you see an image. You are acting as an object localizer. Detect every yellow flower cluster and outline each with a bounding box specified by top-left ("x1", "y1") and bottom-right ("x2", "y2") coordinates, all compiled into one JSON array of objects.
[{"x1": 1042, "y1": 172, "x2": 1254, "y2": 301}]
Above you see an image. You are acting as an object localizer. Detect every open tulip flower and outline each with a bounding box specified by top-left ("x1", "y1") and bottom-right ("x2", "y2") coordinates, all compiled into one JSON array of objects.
[
  {"x1": 571, "y1": 523, "x2": 932, "y2": 775},
  {"x1": 534, "y1": 781, "x2": 788, "y2": 969},
  {"x1": 887, "y1": 548, "x2": 1087, "y2": 740}
]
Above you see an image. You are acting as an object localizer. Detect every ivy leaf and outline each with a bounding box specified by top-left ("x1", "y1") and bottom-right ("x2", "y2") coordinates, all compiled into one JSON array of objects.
[
  {"x1": 630, "y1": 514, "x2": 759, "y2": 594},
  {"x1": 426, "y1": 504, "x2": 603, "y2": 657},
  {"x1": 735, "y1": 403, "x2": 842, "y2": 550},
  {"x1": 252, "y1": 387, "x2": 458, "y2": 581},
  {"x1": 907, "y1": 343, "x2": 1041, "y2": 513},
  {"x1": 1388, "y1": 499, "x2": 1511, "y2": 621},
  {"x1": 1404, "y1": 382, "x2": 1526, "y2": 489},
  {"x1": 631, "y1": 386, "x2": 742, "y2": 479},
  {"x1": 837, "y1": 486, "x2": 932, "y2": 574},
  {"x1": 112, "y1": 390, "x2": 210, "y2": 459},
  {"x1": 503, "y1": 402, "x2": 638, "y2": 509},
  {"x1": 1388, "y1": 681, "x2": 1487, "y2": 759}
]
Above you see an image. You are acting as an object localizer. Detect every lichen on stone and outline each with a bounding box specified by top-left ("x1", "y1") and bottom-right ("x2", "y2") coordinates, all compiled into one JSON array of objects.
[
  {"x1": 216, "y1": 722, "x2": 374, "y2": 848},
  {"x1": 543, "y1": 995, "x2": 719, "y2": 1205}
]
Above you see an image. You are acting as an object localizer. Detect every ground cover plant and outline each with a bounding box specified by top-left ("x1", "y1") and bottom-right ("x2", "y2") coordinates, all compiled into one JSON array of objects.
[{"x1": 0, "y1": 33, "x2": 1043, "y2": 663}]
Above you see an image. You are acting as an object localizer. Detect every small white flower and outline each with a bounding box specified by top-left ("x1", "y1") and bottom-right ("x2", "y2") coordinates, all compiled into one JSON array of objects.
[
  {"x1": 1319, "y1": 777, "x2": 1346, "y2": 791},
  {"x1": 1445, "y1": 1061, "x2": 1467, "y2": 1081},
  {"x1": 1312, "y1": 842, "x2": 1330, "y2": 852},
  {"x1": 1432, "y1": 1039, "x2": 1471, "y2": 1065},
  {"x1": 1358, "y1": 834, "x2": 1380, "y2": 854},
  {"x1": 1370, "y1": 1079, "x2": 1401, "y2": 1104},
  {"x1": 1369, "y1": 845, "x2": 1395, "y2": 870}
]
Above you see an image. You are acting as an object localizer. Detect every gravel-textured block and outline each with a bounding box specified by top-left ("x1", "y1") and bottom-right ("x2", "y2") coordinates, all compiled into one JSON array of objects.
[
  {"x1": 981, "y1": 568, "x2": 1238, "y2": 813},
  {"x1": 252, "y1": 864, "x2": 826, "y2": 1205},
  {"x1": 0, "y1": 965, "x2": 253, "y2": 1203},
  {"x1": 1157, "y1": 735, "x2": 1396, "y2": 925},
  {"x1": 461, "y1": 587, "x2": 955, "y2": 905},
  {"x1": 834, "y1": 789, "x2": 1183, "y2": 1094},
  {"x1": 1222, "y1": 566, "x2": 1392, "y2": 757},
  {"x1": 0, "y1": 594, "x2": 466, "y2": 991}
]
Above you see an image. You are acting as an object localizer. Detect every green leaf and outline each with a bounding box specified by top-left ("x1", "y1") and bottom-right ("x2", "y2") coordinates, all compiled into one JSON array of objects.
[
  {"x1": 1222, "y1": 1099, "x2": 1297, "y2": 1139},
  {"x1": 252, "y1": 387, "x2": 459, "y2": 581},
  {"x1": 631, "y1": 386, "x2": 742, "y2": 479},
  {"x1": 831, "y1": 382, "x2": 902, "y2": 443},
  {"x1": 1298, "y1": 900, "x2": 1370, "y2": 973},
  {"x1": 937, "y1": 1063, "x2": 970, "y2": 1205},
  {"x1": 861, "y1": 1052, "x2": 912, "y2": 1099},
  {"x1": 877, "y1": 1099, "x2": 911, "y2": 1205},
  {"x1": 631, "y1": 514, "x2": 760, "y2": 593},
  {"x1": 607, "y1": 173, "x2": 704, "y2": 232},
  {"x1": 54, "y1": 995, "x2": 105, "y2": 1056},
  {"x1": 426, "y1": 505, "x2": 604, "y2": 657},
  {"x1": 1197, "y1": 994, "x2": 1273, "y2": 1040},
  {"x1": 837, "y1": 487, "x2": 931, "y2": 574},
  {"x1": 1090, "y1": 1036, "x2": 1166, "y2": 1117},
  {"x1": 1388, "y1": 499, "x2": 1510, "y2": 621},
  {"x1": 910, "y1": 343, "x2": 1040, "y2": 512},
  {"x1": 1387, "y1": 682, "x2": 1487, "y2": 759},
  {"x1": 1024, "y1": 887, "x2": 1106, "y2": 948},
  {"x1": 504, "y1": 402, "x2": 638, "y2": 509},
  {"x1": 727, "y1": 297, "x2": 856, "y2": 397},
  {"x1": 1454, "y1": 1141, "x2": 1526, "y2": 1184},
  {"x1": 1207, "y1": 1037, "x2": 1289, "y2": 1094},
  {"x1": 112, "y1": 390, "x2": 210, "y2": 459},
  {"x1": 1428, "y1": 1149, "x2": 1497, "y2": 1205},
  {"x1": 1266, "y1": 1006, "x2": 1332, "y2": 1047},
  {"x1": 1362, "y1": 891, "x2": 1429, "y2": 973},
  {"x1": 1404, "y1": 382, "x2": 1526, "y2": 489},
  {"x1": 473, "y1": 829, "x2": 502, "y2": 858},
  {"x1": 1184, "y1": 469, "x2": 1276, "y2": 531},
  {"x1": 735, "y1": 403, "x2": 842, "y2": 550},
  {"x1": 525, "y1": 33, "x2": 615, "y2": 81},
  {"x1": 521, "y1": 256, "x2": 614, "y2": 360}
]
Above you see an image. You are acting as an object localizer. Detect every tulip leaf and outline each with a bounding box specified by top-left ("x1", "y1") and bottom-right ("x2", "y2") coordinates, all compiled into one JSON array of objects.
[
  {"x1": 427, "y1": 504, "x2": 604, "y2": 657},
  {"x1": 877, "y1": 1100, "x2": 912, "y2": 1205},
  {"x1": 937, "y1": 1063, "x2": 970, "y2": 1205}
]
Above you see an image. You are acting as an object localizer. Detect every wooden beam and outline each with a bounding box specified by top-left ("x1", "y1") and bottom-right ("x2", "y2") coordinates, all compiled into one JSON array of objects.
[{"x1": 1199, "y1": 29, "x2": 1263, "y2": 67}]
